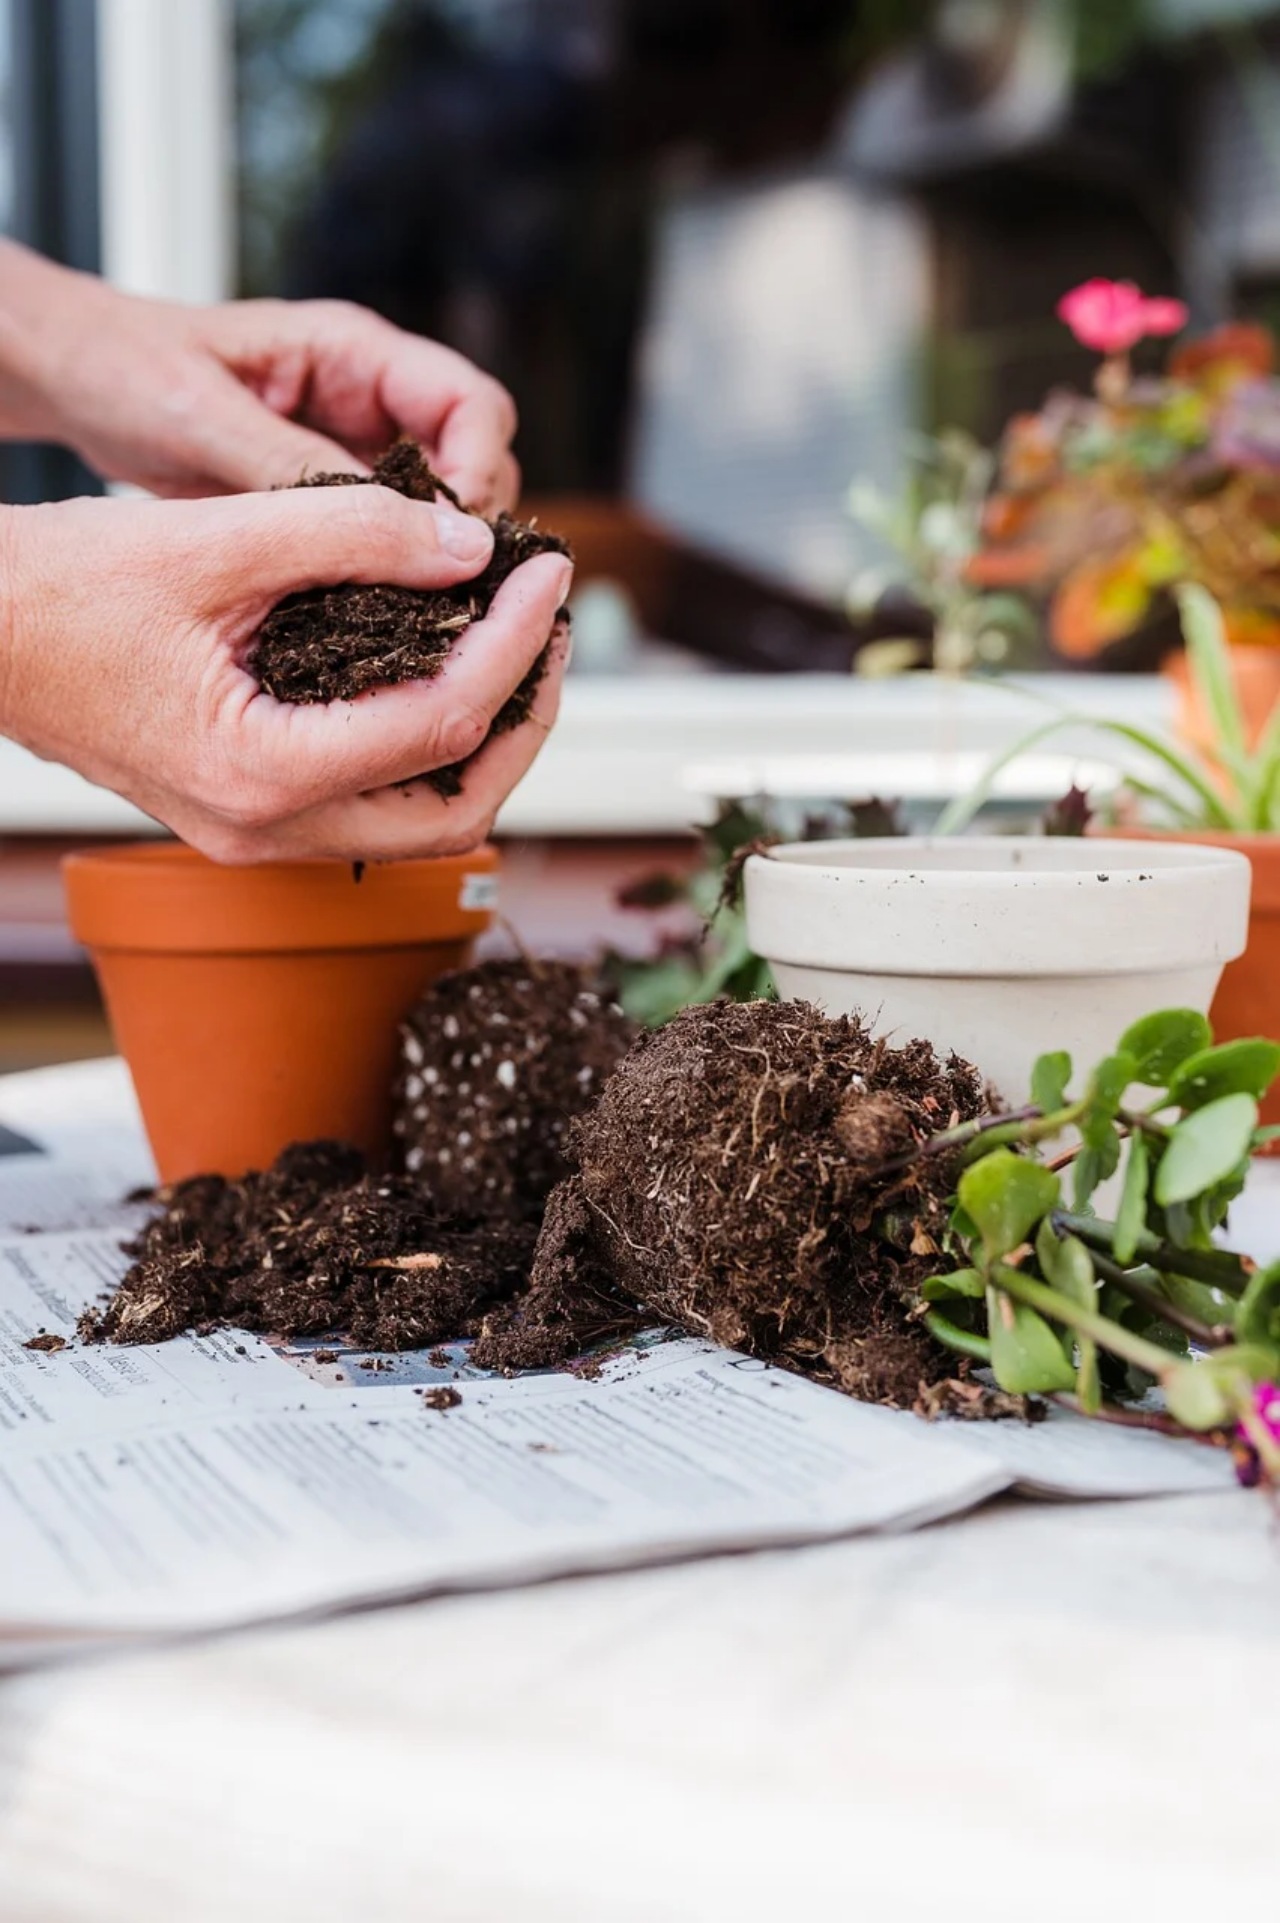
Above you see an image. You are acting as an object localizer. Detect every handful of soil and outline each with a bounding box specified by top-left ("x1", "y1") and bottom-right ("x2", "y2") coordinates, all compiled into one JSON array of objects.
[
  {"x1": 80, "y1": 1140, "x2": 534, "y2": 1352},
  {"x1": 248, "y1": 441, "x2": 571, "y2": 797},
  {"x1": 394, "y1": 958, "x2": 637, "y2": 1221},
  {"x1": 475, "y1": 999, "x2": 989, "y2": 1407}
]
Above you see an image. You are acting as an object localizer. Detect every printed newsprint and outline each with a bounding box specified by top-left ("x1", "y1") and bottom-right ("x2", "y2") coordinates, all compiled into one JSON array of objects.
[{"x1": 0, "y1": 1062, "x2": 1234, "y2": 1667}]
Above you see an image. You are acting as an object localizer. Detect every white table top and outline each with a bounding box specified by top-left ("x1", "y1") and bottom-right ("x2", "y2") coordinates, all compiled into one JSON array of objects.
[
  {"x1": 0, "y1": 671, "x2": 1170, "y2": 838},
  {"x1": 0, "y1": 1056, "x2": 1276, "y2": 1921}
]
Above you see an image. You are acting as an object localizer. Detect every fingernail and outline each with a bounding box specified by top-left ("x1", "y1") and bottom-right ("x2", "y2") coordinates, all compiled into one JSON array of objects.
[
  {"x1": 553, "y1": 557, "x2": 574, "y2": 603},
  {"x1": 436, "y1": 508, "x2": 493, "y2": 561}
]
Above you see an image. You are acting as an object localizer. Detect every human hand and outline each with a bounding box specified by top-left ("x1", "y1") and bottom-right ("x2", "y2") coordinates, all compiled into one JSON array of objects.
[
  {"x1": 0, "y1": 241, "x2": 520, "y2": 510},
  {"x1": 0, "y1": 488, "x2": 570, "y2": 862}
]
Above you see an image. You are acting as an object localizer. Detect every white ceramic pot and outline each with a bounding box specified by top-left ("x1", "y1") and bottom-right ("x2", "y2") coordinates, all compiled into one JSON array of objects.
[{"x1": 743, "y1": 838, "x2": 1252, "y2": 1104}]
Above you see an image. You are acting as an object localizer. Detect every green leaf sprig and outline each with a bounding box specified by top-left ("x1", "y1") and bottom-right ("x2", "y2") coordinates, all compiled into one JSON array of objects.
[{"x1": 916, "y1": 1007, "x2": 1280, "y2": 1480}]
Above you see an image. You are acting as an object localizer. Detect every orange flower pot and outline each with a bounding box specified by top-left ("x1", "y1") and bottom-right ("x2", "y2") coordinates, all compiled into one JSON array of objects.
[
  {"x1": 63, "y1": 844, "x2": 499, "y2": 1182},
  {"x1": 1165, "y1": 630, "x2": 1280, "y2": 756},
  {"x1": 1103, "y1": 828, "x2": 1280, "y2": 1139}
]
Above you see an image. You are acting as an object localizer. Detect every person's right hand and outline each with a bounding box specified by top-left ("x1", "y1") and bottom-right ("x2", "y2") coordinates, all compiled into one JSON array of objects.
[{"x1": 0, "y1": 487, "x2": 571, "y2": 862}]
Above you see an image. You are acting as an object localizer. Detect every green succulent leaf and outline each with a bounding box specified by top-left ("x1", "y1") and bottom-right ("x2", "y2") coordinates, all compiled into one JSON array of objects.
[
  {"x1": 987, "y1": 1286, "x2": 1077, "y2": 1395},
  {"x1": 1072, "y1": 1144, "x2": 1106, "y2": 1213},
  {"x1": 1163, "y1": 1360, "x2": 1233, "y2": 1431},
  {"x1": 1082, "y1": 1052, "x2": 1137, "y2": 1143},
  {"x1": 1235, "y1": 1261, "x2": 1280, "y2": 1357},
  {"x1": 922, "y1": 1310, "x2": 992, "y2": 1364},
  {"x1": 1116, "y1": 1009, "x2": 1212, "y2": 1086},
  {"x1": 1113, "y1": 1132, "x2": 1150, "y2": 1267},
  {"x1": 1166, "y1": 1039, "x2": 1280, "y2": 1110},
  {"x1": 1031, "y1": 1050, "x2": 1072, "y2": 1115},
  {"x1": 1154, "y1": 1093, "x2": 1259, "y2": 1206},
  {"x1": 959, "y1": 1151, "x2": 1061, "y2": 1261},
  {"x1": 921, "y1": 1268, "x2": 985, "y2": 1301},
  {"x1": 1036, "y1": 1221, "x2": 1099, "y2": 1411}
]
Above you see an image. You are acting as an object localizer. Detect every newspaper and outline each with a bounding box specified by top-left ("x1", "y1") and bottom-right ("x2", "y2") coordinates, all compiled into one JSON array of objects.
[{"x1": 0, "y1": 1061, "x2": 1237, "y2": 1667}]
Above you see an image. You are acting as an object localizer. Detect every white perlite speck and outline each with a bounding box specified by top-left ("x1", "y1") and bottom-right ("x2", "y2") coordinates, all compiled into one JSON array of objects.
[{"x1": 495, "y1": 1060, "x2": 517, "y2": 1089}]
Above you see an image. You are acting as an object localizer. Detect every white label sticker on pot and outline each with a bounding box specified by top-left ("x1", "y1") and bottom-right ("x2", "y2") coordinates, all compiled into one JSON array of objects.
[{"x1": 460, "y1": 873, "x2": 499, "y2": 911}]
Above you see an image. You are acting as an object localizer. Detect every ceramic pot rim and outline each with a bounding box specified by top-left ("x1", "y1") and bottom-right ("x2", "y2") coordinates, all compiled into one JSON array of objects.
[{"x1": 743, "y1": 835, "x2": 1251, "y2": 978}]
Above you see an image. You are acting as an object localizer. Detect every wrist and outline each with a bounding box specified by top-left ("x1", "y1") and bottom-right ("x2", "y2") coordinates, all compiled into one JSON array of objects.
[
  {"x1": 0, "y1": 240, "x2": 97, "y2": 442},
  {"x1": 0, "y1": 506, "x2": 24, "y2": 741}
]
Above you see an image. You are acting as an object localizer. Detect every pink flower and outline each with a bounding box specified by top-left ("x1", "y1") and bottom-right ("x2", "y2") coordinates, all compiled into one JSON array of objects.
[
  {"x1": 1057, "y1": 279, "x2": 1189, "y2": 355},
  {"x1": 1250, "y1": 1380, "x2": 1280, "y2": 1441},
  {"x1": 1232, "y1": 1381, "x2": 1280, "y2": 1487}
]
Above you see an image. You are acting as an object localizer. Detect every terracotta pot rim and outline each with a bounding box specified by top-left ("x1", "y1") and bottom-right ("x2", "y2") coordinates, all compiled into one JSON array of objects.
[
  {"x1": 62, "y1": 841, "x2": 499, "y2": 956},
  {"x1": 1095, "y1": 824, "x2": 1280, "y2": 910}
]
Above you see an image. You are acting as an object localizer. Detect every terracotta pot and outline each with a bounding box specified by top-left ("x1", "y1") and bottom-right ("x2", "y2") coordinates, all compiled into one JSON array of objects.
[
  {"x1": 63, "y1": 844, "x2": 499, "y2": 1182},
  {"x1": 1107, "y1": 828, "x2": 1280, "y2": 1137},
  {"x1": 1165, "y1": 632, "x2": 1280, "y2": 756}
]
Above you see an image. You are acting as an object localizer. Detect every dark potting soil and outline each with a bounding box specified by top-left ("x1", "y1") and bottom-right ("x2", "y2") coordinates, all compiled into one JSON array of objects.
[
  {"x1": 474, "y1": 1000, "x2": 990, "y2": 1408},
  {"x1": 394, "y1": 958, "x2": 637, "y2": 1223},
  {"x1": 79, "y1": 1140, "x2": 535, "y2": 1352},
  {"x1": 247, "y1": 441, "x2": 571, "y2": 798},
  {"x1": 84, "y1": 978, "x2": 1005, "y2": 1414}
]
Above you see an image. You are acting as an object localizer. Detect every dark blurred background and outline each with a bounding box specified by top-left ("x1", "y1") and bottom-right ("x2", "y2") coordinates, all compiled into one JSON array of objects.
[{"x1": 232, "y1": 3, "x2": 1276, "y2": 483}]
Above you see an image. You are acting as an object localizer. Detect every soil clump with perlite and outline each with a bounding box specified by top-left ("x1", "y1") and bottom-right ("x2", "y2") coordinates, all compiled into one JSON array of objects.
[
  {"x1": 84, "y1": 966, "x2": 995, "y2": 1411},
  {"x1": 248, "y1": 440, "x2": 571, "y2": 796},
  {"x1": 395, "y1": 958, "x2": 636, "y2": 1221}
]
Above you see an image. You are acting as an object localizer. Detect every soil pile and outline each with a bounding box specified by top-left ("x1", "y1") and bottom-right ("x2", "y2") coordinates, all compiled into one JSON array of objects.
[
  {"x1": 248, "y1": 441, "x2": 571, "y2": 796},
  {"x1": 79, "y1": 1140, "x2": 534, "y2": 1352},
  {"x1": 475, "y1": 1000, "x2": 988, "y2": 1406},
  {"x1": 395, "y1": 958, "x2": 636, "y2": 1221},
  {"x1": 84, "y1": 982, "x2": 997, "y2": 1412}
]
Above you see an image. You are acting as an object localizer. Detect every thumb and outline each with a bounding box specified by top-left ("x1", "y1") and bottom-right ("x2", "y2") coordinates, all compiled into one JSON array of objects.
[{"x1": 178, "y1": 484, "x2": 495, "y2": 609}]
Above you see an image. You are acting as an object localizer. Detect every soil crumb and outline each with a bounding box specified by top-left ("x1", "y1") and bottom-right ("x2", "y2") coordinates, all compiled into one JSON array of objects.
[
  {"x1": 477, "y1": 999, "x2": 988, "y2": 1408},
  {"x1": 421, "y1": 1385, "x2": 463, "y2": 1413},
  {"x1": 23, "y1": 1331, "x2": 67, "y2": 1353},
  {"x1": 80, "y1": 1140, "x2": 535, "y2": 1351},
  {"x1": 395, "y1": 958, "x2": 636, "y2": 1221},
  {"x1": 914, "y1": 1377, "x2": 1041, "y2": 1422},
  {"x1": 248, "y1": 440, "x2": 571, "y2": 796}
]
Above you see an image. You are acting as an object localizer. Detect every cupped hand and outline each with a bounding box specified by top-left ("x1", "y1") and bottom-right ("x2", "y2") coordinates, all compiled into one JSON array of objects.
[
  {"x1": 0, "y1": 488, "x2": 570, "y2": 862},
  {"x1": 0, "y1": 241, "x2": 520, "y2": 511}
]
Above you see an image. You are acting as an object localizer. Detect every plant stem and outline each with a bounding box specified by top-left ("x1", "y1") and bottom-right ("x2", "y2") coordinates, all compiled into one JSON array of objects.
[
  {"x1": 1119, "y1": 1108, "x2": 1171, "y2": 1142},
  {"x1": 990, "y1": 1263, "x2": 1175, "y2": 1379},
  {"x1": 922, "y1": 1309, "x2": 992, "y2": 1364},
  {"x1": 1048, "y1": 1393, "x2": 1225, "y2": 1447},
  {"x1": 1053, "y1": 1211, "x2": 1252, "y2": 1296},
  {"x1": 875, "y1": 1105, "x2": 1038, "y2": 1174},
  {"x1": 877, "y1": 1102, "x2": 1082, "y2": 1178},
  {"x1": 1086, "y1": 1248, "x2": 1231, "y2": 1349},
  {"x1": 957, "y1": 1106, "x2": 1085, "y2": 1165}
]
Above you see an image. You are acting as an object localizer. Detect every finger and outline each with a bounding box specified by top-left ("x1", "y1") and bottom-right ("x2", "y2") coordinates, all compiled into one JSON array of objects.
[
  {"x1": 190, "y1": 484, "x2": 496, "y2": 607},
  {"x1": 491, "y1": 450, "x2": 522, "y2": 515},
  {"x1": 260, "y1": 619, "x2": 570, "y2": 861},
  {"x1": 237, "y1": 550, "x2": 573, "y2": 810},
  {"x1": 181, "y1": 366, "x2": 377, "y2": 492},
  {"x1": 378, "y1": 348, "x2": 517, "y2": 514}
]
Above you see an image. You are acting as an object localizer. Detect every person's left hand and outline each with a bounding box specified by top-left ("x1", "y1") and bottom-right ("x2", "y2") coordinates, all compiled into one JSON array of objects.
[{"x1": 0, "y1": 243, "x2": 521, "y2": 510}]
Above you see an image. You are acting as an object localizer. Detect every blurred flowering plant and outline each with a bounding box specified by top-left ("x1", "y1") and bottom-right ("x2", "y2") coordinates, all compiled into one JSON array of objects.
[
  {"x1": 846, "y1": 430, "x2": 1038, "y2": 675},
  {"x1": 974, "y1": 277, "x2": 1280, "y2": 658}
]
